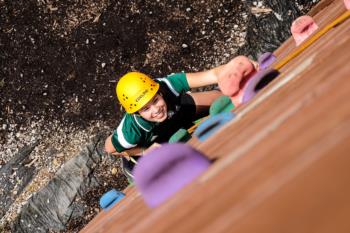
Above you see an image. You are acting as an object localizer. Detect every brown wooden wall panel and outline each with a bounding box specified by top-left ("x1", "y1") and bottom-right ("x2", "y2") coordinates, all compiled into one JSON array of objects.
[
  {"x1": 198, "y1": 12, "x2": 349, "y2": 159},
  {"x1": 308, "y1": 0, "x2": 336, "y2": 16},
  {"x1": 128, "y1": 36, "x2": 350, "y2": 233},
  {"x1": 273, "y1": 0, "x2": 346, "y2": 65},
  {"x1": 187, "y1": 0, "x2": 349, "y2": 151},
  {"x1": 81, "y1": 186, "x2": 151, "y2": 233},
  {"x1": 81, "y1": 0, "x2": 350, "y2": 232}
]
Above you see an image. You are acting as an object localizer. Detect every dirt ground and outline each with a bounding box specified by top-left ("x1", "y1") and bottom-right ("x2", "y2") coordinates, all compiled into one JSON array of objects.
[{"x1": 0, "y1": 0, "x2": 248, "y2": 133}]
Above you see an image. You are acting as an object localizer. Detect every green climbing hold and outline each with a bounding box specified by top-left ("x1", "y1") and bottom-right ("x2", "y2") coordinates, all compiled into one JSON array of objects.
[
  {"x1": 168, "y1": 128, "x2": 192, "y2": 143},
  {"x1": 209, "y1": 96, "x2": 234, "y2": 116}
]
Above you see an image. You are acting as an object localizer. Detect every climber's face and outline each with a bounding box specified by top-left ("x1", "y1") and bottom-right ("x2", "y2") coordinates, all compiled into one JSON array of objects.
[{"x1": 138, "y1": 93, "x2": 168, "y2": 122}]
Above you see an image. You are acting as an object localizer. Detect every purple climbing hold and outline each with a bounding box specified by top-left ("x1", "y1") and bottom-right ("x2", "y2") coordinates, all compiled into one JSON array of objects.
[
  {"x1": 242, "y1": 68, "x2": 280, "y2": 104},
  {"x1": 258, "y1": 52, "x2": 277, "y2": 70},
  {"x1": 133, "y1": 143, "x2": 211, "y2": 208}
]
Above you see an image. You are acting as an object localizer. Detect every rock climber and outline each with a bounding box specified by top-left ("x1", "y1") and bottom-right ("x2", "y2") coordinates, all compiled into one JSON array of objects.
[{"x1": 104, "y1": 56, "x2": 258, "y2": 158}]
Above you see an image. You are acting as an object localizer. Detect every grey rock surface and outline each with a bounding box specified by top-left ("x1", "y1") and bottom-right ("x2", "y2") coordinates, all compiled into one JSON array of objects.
[
  {"x1": 0, "y1": 142, "x2": 38, "y2": 219},
  {"x1": 11, "y1": 134, "x2": 103, "y2": 233},
  {"x1": 239, "y1": 0, "x2": 318, "y2": 59}
]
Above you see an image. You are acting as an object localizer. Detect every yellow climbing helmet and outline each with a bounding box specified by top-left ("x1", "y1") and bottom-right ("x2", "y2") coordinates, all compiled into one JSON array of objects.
[{"x1": 116, "y1": 71, "x2": 160, "y2": 113}]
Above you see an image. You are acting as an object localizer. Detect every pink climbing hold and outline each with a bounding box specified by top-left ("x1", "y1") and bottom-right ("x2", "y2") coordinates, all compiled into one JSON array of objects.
[
  {"x1": 291, "y1": 15, "x2": 318, "y2": 46},
  {"x1": 344, "y1": 0, "x2": 350, "y2": 10},
  {"x1": 218, "y1": 56, "x2": 257, "y2": 107}
]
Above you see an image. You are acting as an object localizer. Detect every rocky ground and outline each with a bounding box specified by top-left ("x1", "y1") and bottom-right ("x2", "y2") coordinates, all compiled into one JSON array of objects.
[{"x1": 0, "y1": 0, "x2": 319, "y2": 232}]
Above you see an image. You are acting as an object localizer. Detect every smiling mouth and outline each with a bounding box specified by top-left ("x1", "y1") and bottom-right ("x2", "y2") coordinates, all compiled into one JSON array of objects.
[
  {"x1": 153, "y1": 107, "x2": 167, "y2": 120},
  {"x1": 153, "y1": 108, "x2": 163, "y2": 117}
]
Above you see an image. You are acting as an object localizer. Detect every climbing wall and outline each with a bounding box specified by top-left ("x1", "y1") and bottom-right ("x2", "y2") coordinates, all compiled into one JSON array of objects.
[{"x1": 81, "y1": 0, "x2": 350, "y2": 232}]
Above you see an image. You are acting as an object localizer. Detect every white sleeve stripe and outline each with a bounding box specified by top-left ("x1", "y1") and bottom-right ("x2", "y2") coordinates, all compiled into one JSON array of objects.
[
  {"x1": 134, "y1": 115, "x2": 150, "y2": 132},
  {"x1": 157, "y1": 78, "x2": 179, "y2": 96},
  {"x1": 117, "y1": 117, "x2": 137, "y2": 149}
]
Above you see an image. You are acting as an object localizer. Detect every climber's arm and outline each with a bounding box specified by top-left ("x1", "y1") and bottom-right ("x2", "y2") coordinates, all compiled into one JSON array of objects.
[
  {"x1": 186, "y1": 65, "x2": 224, "y2": 88},
  {"x1": 186, "y1": 56, "x2": 258, "y2": 89}
]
